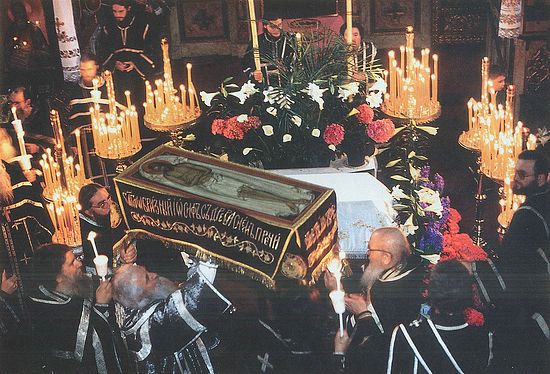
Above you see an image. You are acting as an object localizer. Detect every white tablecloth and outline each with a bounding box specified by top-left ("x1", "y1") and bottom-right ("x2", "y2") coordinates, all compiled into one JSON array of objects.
[{"x1": 273, "y1": 169, "x2": 396, "y2": 259}]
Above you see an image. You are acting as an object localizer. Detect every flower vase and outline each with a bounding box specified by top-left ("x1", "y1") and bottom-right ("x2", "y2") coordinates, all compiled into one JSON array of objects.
[{"x1": 346, "y1": 147, "x2": 365, "y2": 167}]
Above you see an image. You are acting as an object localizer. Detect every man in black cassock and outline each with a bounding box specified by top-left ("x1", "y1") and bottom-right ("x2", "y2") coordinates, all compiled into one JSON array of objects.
[
  {"x1": 112, "y1": 260, "x2": 233, "y2": 373},
  {"x1": 28, "y1": 243, "x2": 130, "y2": 373},
  {"x1": 97, "y1": 0, "x2": 158, "y2": 106},
  {"x1": 326, "y1": 227, "x2": 428, "y2": 373},
  {"x1": 78, "y1": 183, "x2": 132, "y2": 273},
  {"x1": 242, "y1": 12, "x2": 294, "y2": 86},
  {"x1": 497, "y1": 150, "x2": 550, "y2": 372},
  {"x1": 383, "y1": 260, "x2": 493, "y2": 373}
]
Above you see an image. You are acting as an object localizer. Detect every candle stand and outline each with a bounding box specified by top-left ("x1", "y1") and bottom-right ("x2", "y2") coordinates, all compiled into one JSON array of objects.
[{"x1": 143, "y1": 39, "x2": 201, "y2": 147}]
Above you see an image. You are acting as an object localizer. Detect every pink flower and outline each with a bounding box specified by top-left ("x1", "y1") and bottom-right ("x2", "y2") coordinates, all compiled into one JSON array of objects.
[
  {"x1": 367, "y1": 118, "x2": 395, "y2": 143},
  {"x1": 211, "y1": 115, "x2": 261, "y2": 140},
  {"x1": 464, "y1": 307, "x2": 485, "y2": 326},
  {"x1": 323, "y1": 123, "x2": 345, "y2": 145},
  {"x1": 356, "y1": 104, "x2": 374, "y2": 125},
  {"x1": 211, "y1": 118, "x2": 227, "y2": 136}
]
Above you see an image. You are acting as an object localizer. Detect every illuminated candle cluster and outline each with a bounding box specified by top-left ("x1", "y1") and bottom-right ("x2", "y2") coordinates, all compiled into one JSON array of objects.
[
  {"x1": 40, "y1": 110, "x2": 87, "y2": 247},
  {"x1": 90, "y1": 71, "x2": 142, "y2": 159},
  {"x1": 143, "y1": 39, "x2": 201, "y2": 130},
  {"x1": 460, "y1": 57, "x2": 491, "y2": 151},
  {"x1": 382, "y1": 26, "x2": 440, "y2": 122},
  {"x1": 498, "y1": 132, "x2": 537, "y2": 227}
]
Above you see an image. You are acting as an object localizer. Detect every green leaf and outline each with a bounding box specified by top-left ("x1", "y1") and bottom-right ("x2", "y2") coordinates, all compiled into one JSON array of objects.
[
  {"x1": 222, "y1": 76, "x2": 234, "y2": 83},
  {"x1": 393, "y1": 127, "x2": 406, "y2": 135},
  {"x1": 414, "y1": 155, "x2": 428, "y2": 160},
  {"x1": 407, "y1": 151, "x2": 416, "y2": 159},
  {"x1": 417, "y1": 126, "x2": 438, "y2": 135},
  {"x1": 390, "y1": 175, "x2": 409, "y2": 181},
  {"x1": 392, "y1": 204, "x2": 410, "y2": 209},
  {"x1": 347, "y1": 108, "x2": 360, "y2": 117},
  {"x1": 386, "y1": 159, "x2": 402, "y2": 167}
]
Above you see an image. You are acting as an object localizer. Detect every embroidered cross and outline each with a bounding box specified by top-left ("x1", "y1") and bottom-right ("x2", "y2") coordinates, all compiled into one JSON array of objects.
[
  {"x1": 55, "y1": 17, "x2": 64, "y2": 35},
  {"x1": 19, "y1": 253, "x2": 32, "y2": 265},
  {"x1": 257, "y1": 353, "x2": 274, "y2": 372}
]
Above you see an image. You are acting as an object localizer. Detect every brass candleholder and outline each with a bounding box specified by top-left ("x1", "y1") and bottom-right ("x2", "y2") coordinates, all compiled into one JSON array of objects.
[
  {"x1": 143, "y1": 39, "x2": 200, "y2": 147},
  {"x1": 381, "y1": 26, "x2": 441, "y2": 124}
]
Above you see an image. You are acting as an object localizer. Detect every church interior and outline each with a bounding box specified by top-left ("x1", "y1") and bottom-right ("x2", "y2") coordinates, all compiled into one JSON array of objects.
[{"x1": 0, "y1": 0, "x2": 549, "y2": 373}]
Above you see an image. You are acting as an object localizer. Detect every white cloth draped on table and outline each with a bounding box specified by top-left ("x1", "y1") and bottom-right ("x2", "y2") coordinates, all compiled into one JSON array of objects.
[{"x1": 275, "y1": 170, "x2": 396, "y2": 259}]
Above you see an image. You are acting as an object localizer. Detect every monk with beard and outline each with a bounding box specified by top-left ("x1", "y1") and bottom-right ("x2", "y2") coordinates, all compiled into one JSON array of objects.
[
  {"x1": 78, "y1": 183, "x2": 136, "y2": 273},
  {"x1": 328, "y1": 227, "x2": 428, "y2": 374},
  {"x1": 28, "y1": 243, "x2": 130, "y2": 373},
  {"x1": 112, "y1": 261, "x2": 233, "y2": 373}
]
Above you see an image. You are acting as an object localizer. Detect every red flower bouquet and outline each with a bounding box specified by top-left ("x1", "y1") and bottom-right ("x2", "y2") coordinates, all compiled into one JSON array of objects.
[
  {"x1": 464, "y1": 307, "x2": 485, "y2": 326},
  {"x1": 356, "y1": 104, "x2": 375, "y2": 125},
  {"x1": 367, "y1": 118, "x2": 395, "y2": 143},
  {"x1": 211, "y1": 115, "x2": 261, "y2": 140},
  {"x1": 323, "y1": 123, "x2": 345, "y2": 146}
]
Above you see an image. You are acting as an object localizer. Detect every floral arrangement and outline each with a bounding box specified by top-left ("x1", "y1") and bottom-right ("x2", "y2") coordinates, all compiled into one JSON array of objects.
[{"x1": 195, "y1": 27, "x2": 394, "y2": 169}]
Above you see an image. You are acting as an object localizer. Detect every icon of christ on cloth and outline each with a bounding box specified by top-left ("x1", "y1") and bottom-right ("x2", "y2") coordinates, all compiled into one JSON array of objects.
[{"x1": 139, "y1": 155, "x2": 316, "y2": 218}]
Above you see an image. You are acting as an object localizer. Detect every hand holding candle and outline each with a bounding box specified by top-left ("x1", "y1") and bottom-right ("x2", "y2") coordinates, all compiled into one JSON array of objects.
[
  {"x1": 329, "y1": 290, "x2": 346, "y2": 337},
  {"x1": 93, "y1": 255, "x2": 109, "y2": 281}
]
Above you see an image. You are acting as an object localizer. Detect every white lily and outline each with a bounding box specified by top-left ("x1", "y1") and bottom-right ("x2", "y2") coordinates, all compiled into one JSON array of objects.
[
  {"x1": 282, "y1": 134, "x2": 292, "y2": 142},
  {"x1": 236, "y1": 114, "x2": 248, "y2": 122},
  {"x1": 241, "y1": 80, "x2": 258, "y2": 96},
  {"x1": 291, "y1": 115, "x2": 302, "y2": 127},
  {"x1": 338, "y1": 82, "x2": 359, "y2": 100},
  {"x1": 391, "y1": 185, "x2": 409, "y2": 200},
  {"x1": 263, "y1": 86, "x2": 276, "y2": 104},
  {"x1": 311, "y1": 128, "x2": 320, "y2": 137},
  {"x1": 200, "y1": 91, "x2": 218, "y2": 106},
  {"x1": 262, "y1": 125, "x2": 274, "y2": 136},
  {"x1": 328, "y1": 144, "x2": 336, "y2": 151},
  {"x1": 302, "y1": 82, "x2": 327, "y2": 110},
  {"x1": 266, "y1": 106, "x2": 277, "y2": 116},
  {"x1": 421, "y1": 253, "x2": 441, "y2": 264},
  {"x1": 365, "y1": 91, "x2": 384, "y2": 108},
  {"x1": 229, "y1": 90, "x2": 248, "y2": 104},
  {"x1": 401, "y1": 214, "x2": 419, "y2": 236},
  {"x1": 416, "y1": 187, "x2": 443, "y2": 217}
]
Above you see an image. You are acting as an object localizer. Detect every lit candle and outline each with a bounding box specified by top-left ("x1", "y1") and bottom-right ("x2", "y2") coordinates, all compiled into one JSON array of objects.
[
  {"x1": 87, "y1": 231, "x2": 99, "y2": 257},
  {"x1": 11, "y1": 106, "x2": 18, "y2": 121},
  {"x1": 247, "y1": 0, "x2": 261, "y2": 70},
  {"x1": 432, "y1": 54, "x2": 438, "y2": 88}
]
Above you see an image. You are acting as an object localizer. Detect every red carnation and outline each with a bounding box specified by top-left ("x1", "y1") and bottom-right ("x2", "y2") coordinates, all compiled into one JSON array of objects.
[
  {"x1": 323, "y1": 123, "x2": 345, "y2": 145},
  {"x1": 464, "y1": 307, "x2": 485, "y2": 326},
  {"x1": 367, "y1": 118, "x2": 395, "y2": 143},
  {"x1": 440, "y1": 233, "x2": 488, "y2": 262},
  {"x1": 356, "y1": 104, "x2": 375, "y2": 125},
  {"x1": 211, "y1": 118, "x2": 227, "y2": 136}
]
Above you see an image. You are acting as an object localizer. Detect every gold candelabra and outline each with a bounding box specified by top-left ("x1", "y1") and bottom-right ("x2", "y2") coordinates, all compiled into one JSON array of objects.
[
  {"x1": 90, "y1": 71, "x2": 142, "y2": 160},
  {"x1": 381, "y1": 26, "x2": 440, "y2": 123},
  {"x1": 143, "y1": 39, "x2": 201, "y2": 133},
  {"x1": 39, "y1": 110, "x2": 87, "y2": 247}
]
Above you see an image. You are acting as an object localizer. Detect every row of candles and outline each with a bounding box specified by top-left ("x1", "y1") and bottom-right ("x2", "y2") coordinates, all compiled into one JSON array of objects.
[
  {"x1": 461, "y1": 57, "x2": 537, "y2": 227},
  {"x1": 143, "y1": 38, "x2": 201, "y2": 127},
  {"x1": 90, "y1": 71, "x2": 142, "y2": 160},
  {"x1": 382, "y1": 26, "x2": 440, "y2": 120},
  {"x1": 39, "y1": 110, "x2": 87, "y2": 247}
]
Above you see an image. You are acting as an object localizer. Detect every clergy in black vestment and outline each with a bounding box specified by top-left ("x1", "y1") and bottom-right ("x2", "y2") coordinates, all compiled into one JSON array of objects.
[
  {"x1": 385, "y1": 260, "x2": 493, "y2": 373},
  {"x1": 112, "y1": 261, "x2": 233, "y2": 373},
  {"x1": 498, "y1": 150, "x2": 550, "y2": 372},
  {"x1": 327, "y1": 227, "x2": 428, "y2": 373},
  {"x1": 78, "y1": 183, "x2": 127, "y2": 272},
  {"x1": 28, "y1": 243, "x2": 130, "y2": 373},
  {"x1": 242, "y1": 14, "x2": 295, "y2": 86},
  {"x1": 97, "y1": 0, "x2": 158, "y2": 105}
]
